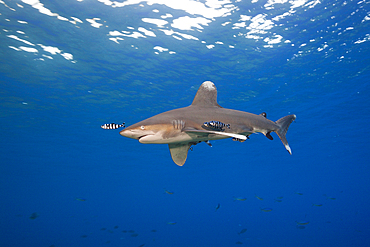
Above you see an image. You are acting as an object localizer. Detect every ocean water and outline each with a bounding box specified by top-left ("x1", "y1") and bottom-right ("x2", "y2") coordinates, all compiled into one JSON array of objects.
[{"x1": 1, "y1": 0, "x2": 370, "y2": 246}]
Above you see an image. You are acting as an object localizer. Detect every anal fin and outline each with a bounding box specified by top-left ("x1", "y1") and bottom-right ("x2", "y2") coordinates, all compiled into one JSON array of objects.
[
  {"x1": 265, "y1": 132, "x2": 273, "y2": 140},
  {"x1": 168, "y1": 143, "x2": 192, "y2": 166}
]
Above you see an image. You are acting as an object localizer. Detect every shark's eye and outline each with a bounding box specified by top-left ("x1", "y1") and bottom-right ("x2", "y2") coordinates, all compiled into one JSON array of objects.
[{"x1": 140, "y1": 126, "x2": 145, "y2": 130}]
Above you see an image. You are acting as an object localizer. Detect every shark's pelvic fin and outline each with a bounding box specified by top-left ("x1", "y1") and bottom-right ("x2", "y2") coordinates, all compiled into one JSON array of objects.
[
  {"x1": 275, "y1": 114, "x2": 296, "y2": 154},
  {"x1": 191, "y1": 81, "x2": 222, "y2": 108},
  {"x1": 168, "y1": 143, "x2": 192, "y2": 166}
]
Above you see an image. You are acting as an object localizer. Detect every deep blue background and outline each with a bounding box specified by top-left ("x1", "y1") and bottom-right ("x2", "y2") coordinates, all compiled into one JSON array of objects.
[{"x1": 1, "y1": 0, "x2": 370, "y2": 246}]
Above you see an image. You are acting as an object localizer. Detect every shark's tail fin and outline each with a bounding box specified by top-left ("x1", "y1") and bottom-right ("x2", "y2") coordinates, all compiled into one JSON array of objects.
[{"x1": 275, "y1": 114, "x2": 296, "y2": 155}]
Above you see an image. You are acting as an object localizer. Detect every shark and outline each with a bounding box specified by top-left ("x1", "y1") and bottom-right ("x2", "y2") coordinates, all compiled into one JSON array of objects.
[{"x1": 119, "y1": 81, "x2": 296, "y2": 166}]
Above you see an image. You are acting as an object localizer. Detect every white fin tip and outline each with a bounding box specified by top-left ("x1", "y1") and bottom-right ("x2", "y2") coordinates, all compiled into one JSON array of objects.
[
  {"x1": 202, "y1": 81, "x2": 215, "y2": 90},
  {"x1": 285, "y1": 144, "x2": 292, "y2": 155}
]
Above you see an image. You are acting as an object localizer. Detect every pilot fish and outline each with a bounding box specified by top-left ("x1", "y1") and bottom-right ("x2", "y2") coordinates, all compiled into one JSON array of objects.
[
  {"x1": 202, "y1": 121, "x2": 230, "y2": 131},
  {"x1": 101, "y1": 123, "x2": 125, "y2": 130}
]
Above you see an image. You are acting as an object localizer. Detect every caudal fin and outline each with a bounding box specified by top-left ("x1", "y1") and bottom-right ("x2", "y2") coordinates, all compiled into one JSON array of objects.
[{"x1": 275, "y1": 114, "x2": 296, "y2": 154}]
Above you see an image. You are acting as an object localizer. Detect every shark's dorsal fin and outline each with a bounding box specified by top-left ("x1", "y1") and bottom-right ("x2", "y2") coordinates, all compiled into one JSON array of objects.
[
  {"x1": 191, "y1": 81, "x2": 222, "y2": 108},
  {"x1": 168, "y1": 143, "x2": 192, "y2": 166}
]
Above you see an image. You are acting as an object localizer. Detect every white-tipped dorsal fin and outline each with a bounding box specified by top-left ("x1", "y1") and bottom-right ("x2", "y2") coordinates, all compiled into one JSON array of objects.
[{"x1": 191, "y1": 81, "x2": 222, "y2": 108}]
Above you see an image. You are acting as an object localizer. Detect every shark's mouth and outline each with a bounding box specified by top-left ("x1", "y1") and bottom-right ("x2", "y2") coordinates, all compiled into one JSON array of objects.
[
  {"x1": 138, "y1": 134, "x2": 154, "y2": 143},
  {"x1": 138, "y1": 135, "x2": 148, "y2": 140}
]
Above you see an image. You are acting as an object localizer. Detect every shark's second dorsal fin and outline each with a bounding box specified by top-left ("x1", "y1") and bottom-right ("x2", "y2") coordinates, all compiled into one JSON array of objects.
[
  {"x1": 168, "y1": 143, "x2": 192, "y2": 166},
  {"x1": 191, "y1": 81, "x2": 222, "y2": 108}
]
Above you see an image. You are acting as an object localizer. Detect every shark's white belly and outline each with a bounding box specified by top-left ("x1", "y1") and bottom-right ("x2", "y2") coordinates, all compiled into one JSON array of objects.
[{"x1": 138, "y1": 130, "x2": 228, "y2": 144}]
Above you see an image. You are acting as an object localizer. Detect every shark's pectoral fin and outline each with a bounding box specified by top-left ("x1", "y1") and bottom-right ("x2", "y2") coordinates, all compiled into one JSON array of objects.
[
  {"x1": 184, "y1": 128, "x2": 248, "y2": 141},
  {"x1": 168, "y1": 143, "x2": 192, "y2": 166}
]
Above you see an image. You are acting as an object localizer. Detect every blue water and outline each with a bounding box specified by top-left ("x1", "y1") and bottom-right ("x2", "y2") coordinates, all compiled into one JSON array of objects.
[{"x1": 1, "y1": 0, "x2": 370, "y2": 246}]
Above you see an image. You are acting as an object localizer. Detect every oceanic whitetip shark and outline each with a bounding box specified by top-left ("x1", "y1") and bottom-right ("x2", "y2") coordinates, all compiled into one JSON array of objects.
[{"x1": 118, "y1": 81, "x2": 296, "y2": 166}]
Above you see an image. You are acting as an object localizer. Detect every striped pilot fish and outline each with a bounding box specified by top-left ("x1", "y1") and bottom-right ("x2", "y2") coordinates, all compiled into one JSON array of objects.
[
  {"x1": 101, "y1": 122, "x2": 125, "y2": 130},
  {"x1": 202, "y1": 121, "x2": 230, "y2": 131}
]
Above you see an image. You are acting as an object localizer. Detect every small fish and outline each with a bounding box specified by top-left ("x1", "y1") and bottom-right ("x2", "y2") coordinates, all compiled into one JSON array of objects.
[
  {"x1": 232, "y1": 137, "x2": 247, "y2": 142},
  {"x1": 260, "y1": 208, "x2": 273, "y2": 212},
  {"x1": 75, "y1": 198, "x2": 86, "y2": 201},
  {"x1": 234, "y1": 197, "x2": 247, "y2": 201},
  {"x1": 295, "y1": 192, "x2": 303, "y2": 195},
  {"x1": 296, "y1": 221, "x2": 310, "y2": 225},
  {"x1": 323, "y1": 194, "x2": 336, "y2": 200},
  {"x1": 312, "y1": 203, "x2": 323, "y2": 207},
  {"x1": 101, "y1": 122, "x2": 125, "y2": 130},
  {"x1": 204, "y1": 140, "x2": 212, "y2": 147},
  {"x1": 167, "y1": 221, "x2": 177, "y2": 225},
  {"x1": 164, "y1": 190, "x2": 174, "y2": 195},
  {"x1": 29, "y1": 212, "x2": 39, "y2": 220},
  {"x1": 215, "y1": 203, "x2": 220, "y2": 211},
  {"x1": 238, "y1": 228, "x2": 247, "y2": 235},
  {"x1": 255, "y1": 195, "x2": 264, "y2": 201},
  {"x1": 203, "y1": 121, "x2": 230, "y2": 131},
  {"x1": 274, "y1": 199, "x2": 283, "y2": 202},
  {"x1": 236, "y1": 241, "x2": 243, "y2": 245}
]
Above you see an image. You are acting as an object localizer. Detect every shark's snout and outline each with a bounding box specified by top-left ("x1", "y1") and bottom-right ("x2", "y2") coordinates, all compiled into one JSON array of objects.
[
  {"x1": 119, "y1": 129, "x2": 140, "y2": 140},
  {"x1": 120, "y1": 128, "x2": 155, "y2": 141}
]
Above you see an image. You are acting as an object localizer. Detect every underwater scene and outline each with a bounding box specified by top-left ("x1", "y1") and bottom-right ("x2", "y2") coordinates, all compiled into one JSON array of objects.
[{"x1": 1, "y1": 0, "x2": 370, "y2": 246}]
